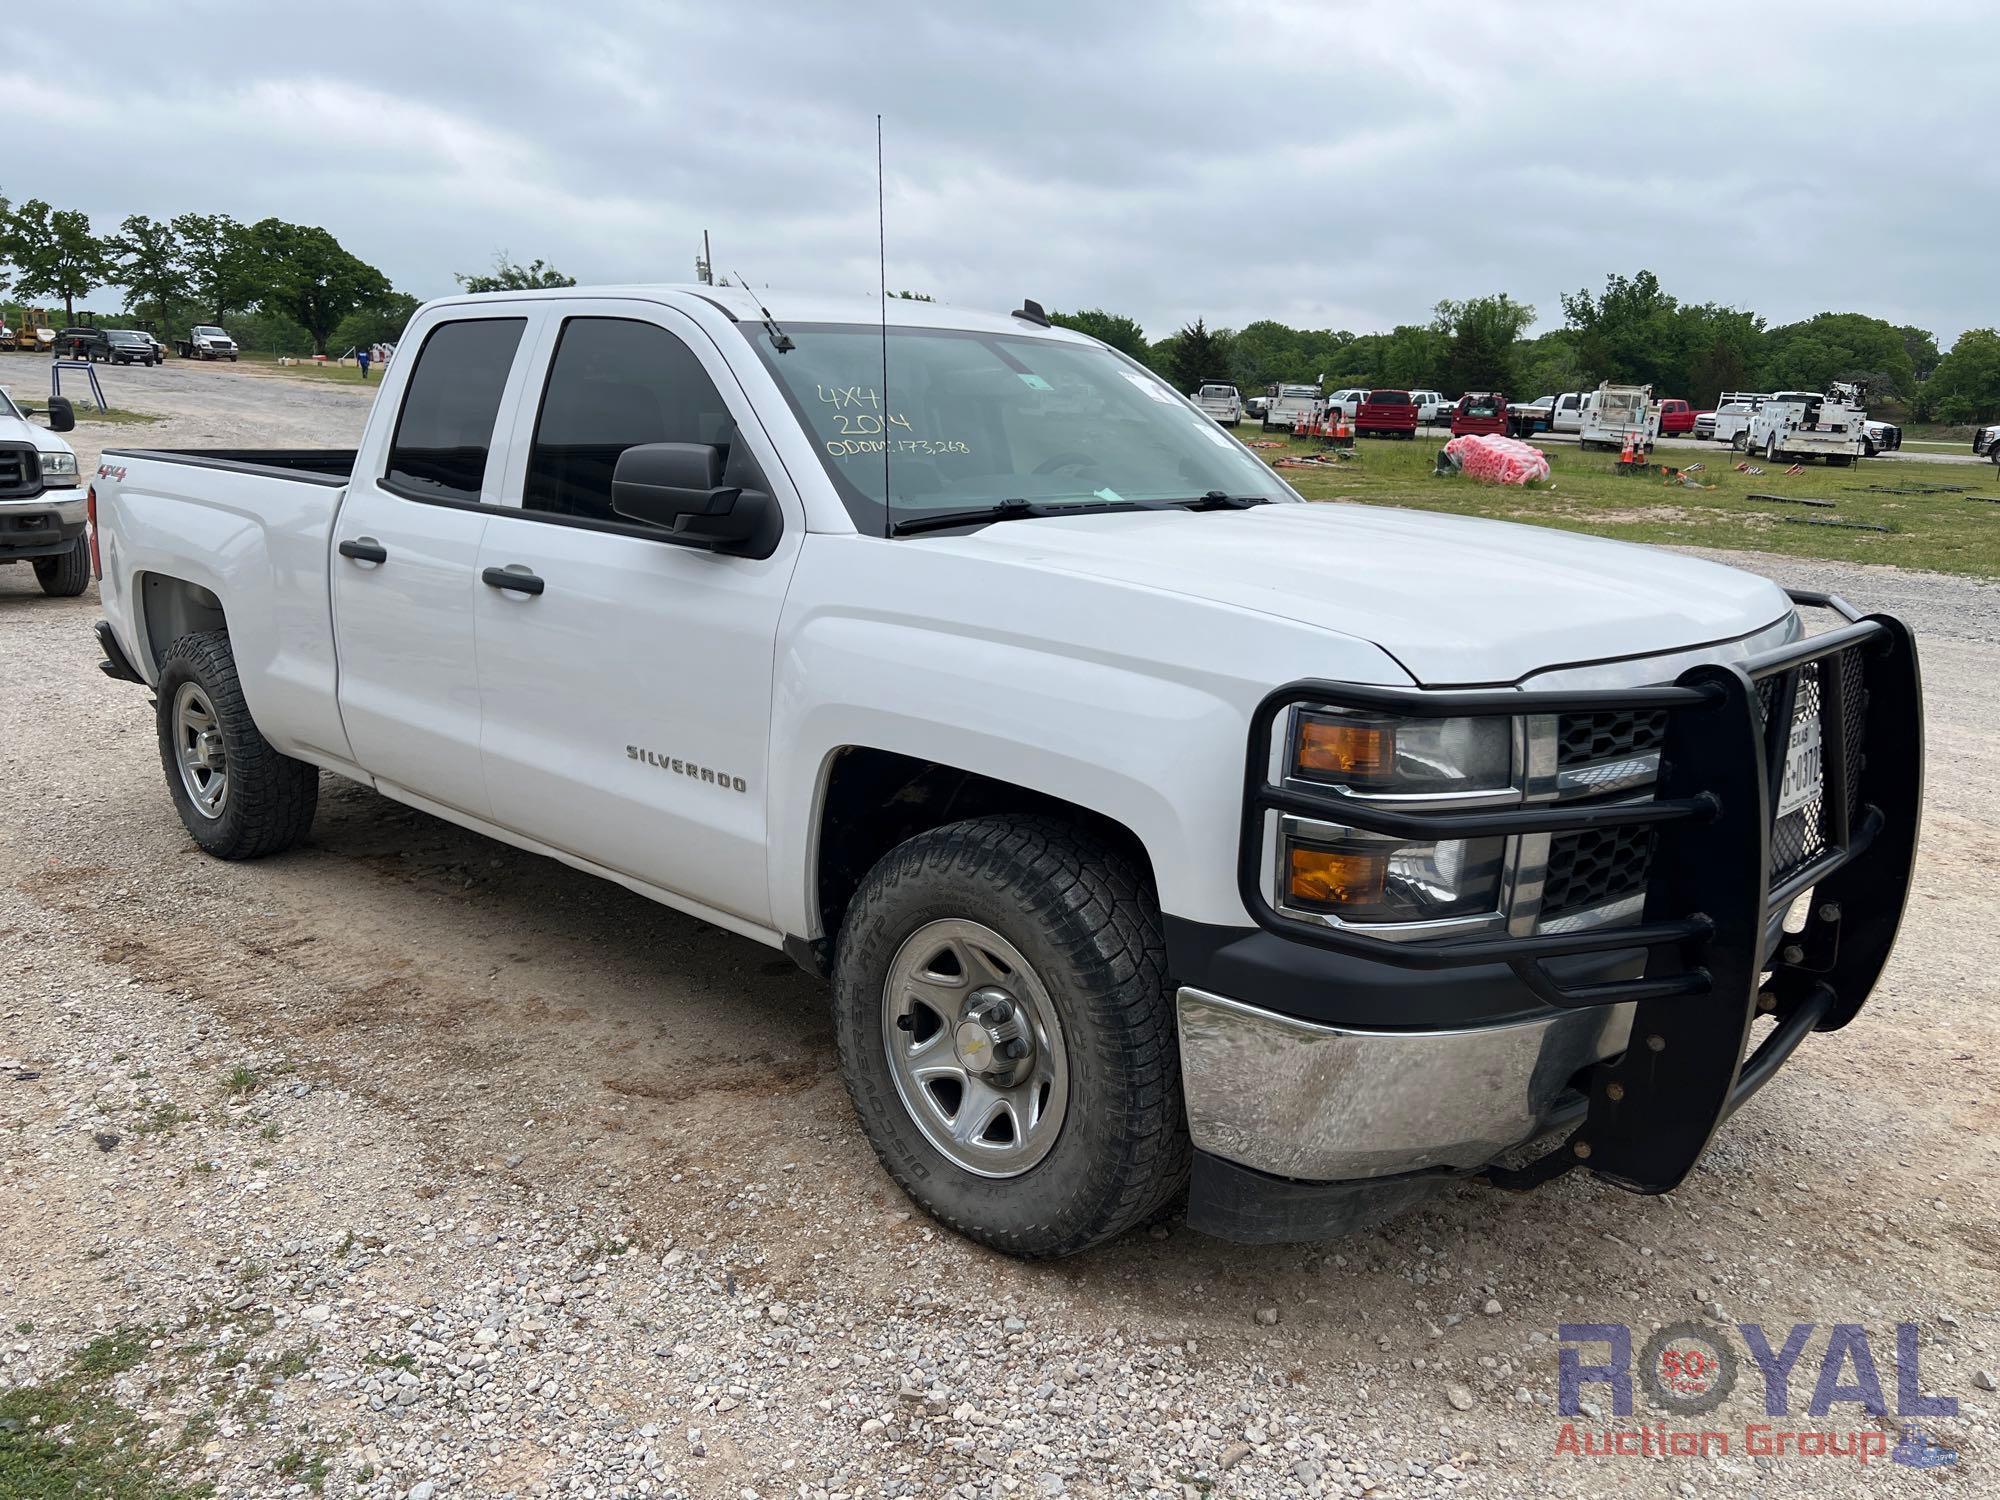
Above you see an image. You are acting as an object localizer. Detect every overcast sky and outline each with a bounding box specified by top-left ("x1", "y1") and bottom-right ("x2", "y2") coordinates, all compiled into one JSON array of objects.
[{"x1": 7, "y1": 1, "x2": 1994, "y2": 344}]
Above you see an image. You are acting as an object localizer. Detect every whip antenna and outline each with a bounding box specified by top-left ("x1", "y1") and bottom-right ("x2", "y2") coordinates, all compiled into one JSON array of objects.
[{"x1": 878, "y1": 113, "x2": 892, "y2": 539}]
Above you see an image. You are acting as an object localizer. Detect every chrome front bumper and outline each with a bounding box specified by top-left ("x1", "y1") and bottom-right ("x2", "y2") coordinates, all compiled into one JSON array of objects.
[{"x1": 1176, "y1": 987, "x2": 1633, "y2": 1181}]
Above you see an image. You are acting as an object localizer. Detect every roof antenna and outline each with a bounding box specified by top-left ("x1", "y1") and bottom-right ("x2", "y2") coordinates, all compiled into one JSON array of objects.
[
  {"x1": 737, "y1": 273, "x2": 793, "y2": 352},
  {"x1": 877, "y1": 112, "x2": 892, "y2": 540}
]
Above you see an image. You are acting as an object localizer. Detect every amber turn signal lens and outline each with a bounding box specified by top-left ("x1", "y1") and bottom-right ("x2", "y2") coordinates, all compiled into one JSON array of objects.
[
  {"x1": 1287, "y1": 845, "x2": 1387, "y2": 910},
  {"x1": 1296, "y1": 716, "x2": 1391, "y2": 780}
]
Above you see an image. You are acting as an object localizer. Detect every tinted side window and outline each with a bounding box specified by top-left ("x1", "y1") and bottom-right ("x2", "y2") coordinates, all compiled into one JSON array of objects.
[
  {"x1": 525, "y1": 318, "x2": 736, "y2": 523},
  {"x1": 384, "y1": 318, "x2": 525, "y2": 503}
]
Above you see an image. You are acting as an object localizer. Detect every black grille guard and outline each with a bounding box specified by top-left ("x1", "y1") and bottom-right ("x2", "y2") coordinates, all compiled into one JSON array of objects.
[{"x1": 1238, "y1": 589, "x2": 1924, "y2": 1195}]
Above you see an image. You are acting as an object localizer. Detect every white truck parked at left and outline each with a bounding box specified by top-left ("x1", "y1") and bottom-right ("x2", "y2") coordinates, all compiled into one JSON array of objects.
[
  {"x1": 0, "y1": 387, "x2": 85, "y2": 597},
  {"x1": 89, "y1": 286, "x2": 1923, "y2": 1257}
]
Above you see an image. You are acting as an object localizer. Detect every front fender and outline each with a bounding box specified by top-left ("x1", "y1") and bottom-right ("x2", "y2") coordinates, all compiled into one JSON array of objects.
[{"x1": 767, "y1": 535, "x2": 1413, "y2": 937}]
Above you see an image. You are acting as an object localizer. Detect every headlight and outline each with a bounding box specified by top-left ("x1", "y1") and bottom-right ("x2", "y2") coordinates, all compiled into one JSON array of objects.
[
  {"x1": 1282, "y1": 822, "x2": 1507, "y2": 923},
  {"x1": 40, "y1": 452, "x2": 79, "y2": 484},
  {"x1": 1290, "y1": 709, "x2": 1512, "y2": 794}
]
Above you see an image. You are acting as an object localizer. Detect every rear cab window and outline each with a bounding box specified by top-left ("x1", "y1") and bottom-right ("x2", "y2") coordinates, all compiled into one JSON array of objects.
[{"x1": 383, "y1": 318, "x2": 526, "y2": 503}]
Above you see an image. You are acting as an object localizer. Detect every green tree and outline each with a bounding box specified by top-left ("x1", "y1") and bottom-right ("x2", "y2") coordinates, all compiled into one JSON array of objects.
[
  {"x1": 1432, "y1": 294, "x2": 1535, "y2": 394},
  {"x1": 1377, "y1": 323, "x2": 1445, "y2": 388},
  {"x1": 5, "y1": 199, "x2": 114, "y2": 321},
  {"x1": 1675, "y1": 304, "x2": 1764, "y2": 405},
  {"x1": 246, "y1": 219, "x2": 391, "y2": 355},
  {"x1": 1899, "y1": 325, "x2": 1942, "y2": 383},
  {"x1": 1160, "y1": 317, "x2": 1233, "y2": 394},
  {"x1": 1560, "y1": 270, "x2": 1683, "y2": 389},
  {"x1": 454, "y1": 253, "x2": 575, "y2": 293},
  {"x1": 332, "y1": 291, "x2": 421, "y2": 353},
  {"x1": 172, "y1": 213, "x2": 259, "y2": 325},
  {"x1": 109, "y1": 214, "x2": 188, "y2": 328},
  {"x1": 1759, "y1": 312, "x2": 1915, "y2": 403},
  {"x1": 0, "y1": 186, "x2": 13, "y2": 297},
  {"x1": 1921, "y1": 328, "x2": 2000, "y2": 424},
  {"x1": 1047, "y1": 307, "x2": 1149, "y2": 361},
  {"x1": 1514, "y1": 330, "x2": 1588, "y2": 398}
]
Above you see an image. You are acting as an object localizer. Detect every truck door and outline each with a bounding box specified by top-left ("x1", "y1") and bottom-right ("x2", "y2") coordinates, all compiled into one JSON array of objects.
[
  {"x1": 471, "y1": 305, "x2": 799, "y2": 928},
  {"x1": 329, "y1": 314, "x2": 538, "y2": 818}
]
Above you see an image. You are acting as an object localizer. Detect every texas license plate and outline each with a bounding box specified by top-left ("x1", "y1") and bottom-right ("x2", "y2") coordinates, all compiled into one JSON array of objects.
[{"x1": 1776, "y1": 710, "x2": 1823, "y2": 821}]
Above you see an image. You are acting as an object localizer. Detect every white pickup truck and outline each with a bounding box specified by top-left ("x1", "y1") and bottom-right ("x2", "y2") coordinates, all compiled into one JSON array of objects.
[
  {"x1": 88, "y1": 286, "x2": 1923, "y2": 1256},
  {"x1": 0, "y1": 387, "x2": 86, "y2": 596}
]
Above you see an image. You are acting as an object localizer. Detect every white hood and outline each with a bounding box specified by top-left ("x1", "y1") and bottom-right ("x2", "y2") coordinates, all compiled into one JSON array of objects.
[{"x1": 917, "y1": 501, "x2": 1792, "y2": 686}]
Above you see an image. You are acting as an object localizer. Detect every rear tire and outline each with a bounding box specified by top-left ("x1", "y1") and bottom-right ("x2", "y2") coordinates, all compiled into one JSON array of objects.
[
  {"x1": 32, "y1": 536, "x2": 90, "y2": 597},
  {"x1": 1731, "y1": 431, "x2": 1749, "y2": 452},
  {"x1": 832, "y1": 815, "x2": 1188, "y2": 1258},
  {"x1": 155, "y1": 630, "x2": 319, "y2": 860}
]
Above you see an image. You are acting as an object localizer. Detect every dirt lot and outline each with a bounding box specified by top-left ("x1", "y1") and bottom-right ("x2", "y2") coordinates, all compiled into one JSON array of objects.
[{"x1": 2, "y1": 365, "x2": 1997, "y2": 1499}]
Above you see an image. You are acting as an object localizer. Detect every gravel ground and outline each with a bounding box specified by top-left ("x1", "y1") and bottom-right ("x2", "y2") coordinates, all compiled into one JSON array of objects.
[{"x1": 2, "y1": 368, "x2": 1996, "y2": 1499}]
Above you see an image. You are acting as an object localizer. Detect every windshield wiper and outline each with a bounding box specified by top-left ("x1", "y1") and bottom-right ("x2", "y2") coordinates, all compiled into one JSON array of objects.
[{"x1": 890, "y1": 497, "x2": 1152, "y2": 537}]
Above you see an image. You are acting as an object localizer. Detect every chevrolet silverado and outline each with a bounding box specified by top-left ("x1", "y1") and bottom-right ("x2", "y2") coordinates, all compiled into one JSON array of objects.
[{"x1": 88, "y1": 287, "x2": 1923, "y2": 1256}]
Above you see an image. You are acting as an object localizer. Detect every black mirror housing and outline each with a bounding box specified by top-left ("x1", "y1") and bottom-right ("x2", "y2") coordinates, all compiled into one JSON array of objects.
[
  {"x1": 45, "y1": 396, "x2": 76, "y2": 434},
  {"x1": 611, "y1": 442, "x2": 779, "y2": 559}
]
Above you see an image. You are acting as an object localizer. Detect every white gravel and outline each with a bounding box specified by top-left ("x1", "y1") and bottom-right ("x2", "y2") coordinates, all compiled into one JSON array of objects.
[{"x1": 1, "y1": 368, "x2": 1995, "y2": 1498}]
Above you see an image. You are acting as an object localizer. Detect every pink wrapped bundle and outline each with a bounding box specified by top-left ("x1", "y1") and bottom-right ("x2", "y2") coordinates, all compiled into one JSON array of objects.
[{"x1": 1444, "y1": 434, "x2": 1550, "y2": 486}]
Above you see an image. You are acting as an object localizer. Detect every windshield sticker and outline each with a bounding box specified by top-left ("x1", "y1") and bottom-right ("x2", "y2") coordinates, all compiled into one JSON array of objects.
[
  {"x1": 826, "y1": 438, "x2": 972, "y2": 459},
  {"x1": 1016, "y1": 373, "x2": 1053, "y2": 391},
  {"x1": 1121, "y1": 372, "x2": 1177, "y2": 405},
  {"x1": 1092, "y1": 487, "x2": 1123, "y2": 502}
]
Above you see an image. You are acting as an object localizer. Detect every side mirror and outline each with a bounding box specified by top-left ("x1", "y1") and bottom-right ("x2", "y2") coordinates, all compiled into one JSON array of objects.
[
  {"x1": 45, "y1": 396, "x2": 76, "y2": 434},
  {"x1": 611, "y1": 442, "x2": 778, "y2": 557}
]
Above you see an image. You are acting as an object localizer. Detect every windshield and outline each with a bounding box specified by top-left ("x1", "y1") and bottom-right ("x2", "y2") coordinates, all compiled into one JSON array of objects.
[
  {"x1": 746, "y1": 323, "x2": 1295, "y2": 534},
  {"x1": 1276, "y1": 385, "x2": 1317, "y2": 400},
  {"x1": 111, "y1": 331, "x2": 146, "y2": 343},
  {"x1": 1198, "y1": 385, "x2": 1237, "y2": 399},
  {"x1": 194, "y1": 326, "x2": 226, "y2": 337}
]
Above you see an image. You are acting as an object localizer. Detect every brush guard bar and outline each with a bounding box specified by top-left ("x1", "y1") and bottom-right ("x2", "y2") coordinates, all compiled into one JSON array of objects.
[{"x1": 1237, "y1": 591, "x2": 1923, "y2": 1196}]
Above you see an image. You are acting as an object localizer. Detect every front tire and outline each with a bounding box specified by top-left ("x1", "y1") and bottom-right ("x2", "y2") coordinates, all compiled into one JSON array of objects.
[
  {"x1": 155, "y1": 631, "x2": 319, "y2": 859},
  {"x1": 833, "y1": 816, "x2": 1188, "y2": 1257},
  {"x1": 33, "y1": 535, "x2": 90, "y2": 597}
]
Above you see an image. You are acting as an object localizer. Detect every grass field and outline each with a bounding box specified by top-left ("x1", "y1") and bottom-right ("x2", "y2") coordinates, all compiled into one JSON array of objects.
[
  {"x1": 237, "y1": 350, "x2": 383, "y2": 386},
  {"x1": 1257, "y1": 429, "x2": 2000, "y2": 578}
]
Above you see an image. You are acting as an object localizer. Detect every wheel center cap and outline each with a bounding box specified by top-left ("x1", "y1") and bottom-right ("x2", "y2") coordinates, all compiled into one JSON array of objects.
[
  {"x1": 955, "y1": 988, "x2": 1033, "y2": 1084},
  {"x1": 953, "y1": 1021, "x2": 996, "y2": 1072},
  {"x1": 194, "y1": 731, "x2": 226, "y2": 770}
]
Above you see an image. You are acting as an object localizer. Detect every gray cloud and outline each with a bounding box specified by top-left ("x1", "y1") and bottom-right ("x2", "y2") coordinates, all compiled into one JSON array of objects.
[{"x1": 8, "y1": 0, "x2": 1995, "y2": 343}]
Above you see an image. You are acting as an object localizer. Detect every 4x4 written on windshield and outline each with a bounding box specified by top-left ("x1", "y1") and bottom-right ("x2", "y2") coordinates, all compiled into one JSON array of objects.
[{"x1": 815, "y1": 384, "x2": 972, "y2": 459}]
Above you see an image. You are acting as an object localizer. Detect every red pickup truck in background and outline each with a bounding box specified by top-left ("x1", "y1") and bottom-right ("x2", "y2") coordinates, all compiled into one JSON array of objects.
[
  {"x1": 1658, "y1": 398, "x2": 1697, "y2": 436},
  {"x1": 1354, "y1": 388, "x2": 1419, "y2": 439},
  {"x1": 1450, "y1": 392, "x2": 1509, "y2": 437}
]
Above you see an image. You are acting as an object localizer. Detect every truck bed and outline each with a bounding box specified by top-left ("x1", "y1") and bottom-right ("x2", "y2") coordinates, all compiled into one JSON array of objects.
[{"x1": 100, "y1": 448, "x2": 356, "y2": 485}]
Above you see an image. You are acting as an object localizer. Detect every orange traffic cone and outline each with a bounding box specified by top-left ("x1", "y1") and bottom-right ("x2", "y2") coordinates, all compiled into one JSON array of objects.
[{"x1": 1618, "y1": 433, "x2": 1636, "y2": 465}]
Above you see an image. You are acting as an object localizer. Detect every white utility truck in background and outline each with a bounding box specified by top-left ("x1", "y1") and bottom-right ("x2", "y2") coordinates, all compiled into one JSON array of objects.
[
  {"x1": 1578, "y1": 382, "x2": 1661, "y2": 452},
  {"x1": 87, "y1": 286, "x2": 1922, "y2": 1257},
  {"x1": 1747, "y1": 384, "x2": 1870, "y2": 466},
  {"x1": 1701, "y1": 392, "x2": 1767, "y2": 447},
  {"x1": 1192, "y1": 382, "x2": 1243, "y2": 426},
  {"x1": 1262, "y1": 382, "x2": 1321, "y2": 432}
]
